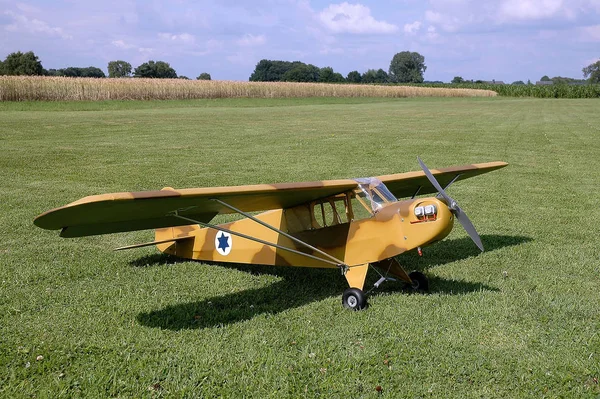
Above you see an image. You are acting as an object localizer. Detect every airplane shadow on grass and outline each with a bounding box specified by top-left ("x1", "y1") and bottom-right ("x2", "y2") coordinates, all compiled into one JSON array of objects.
[{"x1": 136, "y1": 234, "x2": 531, "y2": 330}]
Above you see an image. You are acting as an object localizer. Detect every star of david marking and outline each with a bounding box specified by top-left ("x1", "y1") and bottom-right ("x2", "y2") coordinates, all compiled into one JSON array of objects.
[{"x1": 215, "y1": 232, "x2": 232, "y2": 255}]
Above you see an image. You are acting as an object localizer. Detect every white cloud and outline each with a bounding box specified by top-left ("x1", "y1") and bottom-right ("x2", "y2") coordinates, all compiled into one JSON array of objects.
[
  {"x1": 3, "y1": 10, "x2": 71, "y2": 39},
  {"x1": 318, "y1": 2, "x2": 398, "y2": 34},
  {"x1": 404, "y1": 21, "x2": 422, "y2": 35},
  {"x1": 111, "y1": 39, "x2": 135, "y2": 49},
  {"x1": 236, "y1": 34, "x2": 266, "y2": 47},
  {"x1": 425, "y1": 10, "x2": 443, "y2": 24},
  {"x1": 427, "y1": 25, "x2": 439, "y2": 40},
  {"x1": 424, "y1": 9, "x2": 461, "y2": 32},
  {"x1": 158, "y1": 32, "x2": 195, "y2": 43},
  {"x1": 499, "y1": 0, "x2": 565, "y2": 21}
]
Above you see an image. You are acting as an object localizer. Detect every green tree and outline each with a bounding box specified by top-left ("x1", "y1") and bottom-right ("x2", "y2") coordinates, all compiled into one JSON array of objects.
[
  {"x1": 178, "y1": 76, "x2": 190, "y2": 80},
  {"x1": 47, "y1": 67, "x2": 105, "y2": 78},
  {"x1": 582, "y1": 60, "x2": 600, "y2": 84},
  {"x1": 2, "y1": 51, "x2": 44, "y2": 75},
  {"x1": 362, "y1": 69, "x2": 390, "y2": 83},
  {"x1": 133, "y1": 61, "x2": 177, "y2": 78},
  {"x1": 361, "y1": 69, "x2": 377, "y2": 83},
  {"x1": 388, "y1": 51, "x2": 426, "y2": 83},
  {"x1": 540, "y1": 75, "x2": 551, "y2": 81},
  {"x1": 512, "y1": 80, "x2": 525, "y2": 85},
  {"x1": 375, "y1": 68, "x2": 388, "y2": 83},
  {"x1": 319, "y1": 67, "x2": 344, "y2": 83},
  {"x1": 451, "y1": 76, "x2": 464, "y2": 84},
  {"x1": 79, "y1": 67, "x2": 105, "y2": 78},
  {"x1": 249, "y1": 60, "x2": 306, "y2": 81},
  {"x1": 282, "y1": 64, "x2": 320, "y2": 82},
  {"x1": 346, "y1": 70, "x2": 361, "y2": 83},
  {"x1": 197, "y1": 72, "x2": 211, "y2": 80},
  {"x1": 108, "y1": 60, "x2": 132, "y2": 78}
]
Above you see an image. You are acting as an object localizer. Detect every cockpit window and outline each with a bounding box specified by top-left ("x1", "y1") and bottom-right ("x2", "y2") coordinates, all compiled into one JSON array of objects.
[{"x1": 354, "y1": 178, "x2": 397, "y2": 213}]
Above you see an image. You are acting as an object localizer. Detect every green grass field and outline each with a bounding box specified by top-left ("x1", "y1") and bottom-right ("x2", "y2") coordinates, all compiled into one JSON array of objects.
[{"x1": 1, "y1": 97, "x2": 599, "y2": 398}]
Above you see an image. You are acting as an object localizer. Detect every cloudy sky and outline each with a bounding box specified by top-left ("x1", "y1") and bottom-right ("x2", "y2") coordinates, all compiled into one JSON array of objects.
[{"x1": 1, "y1": 0, "x2": 599, "y2": 82}]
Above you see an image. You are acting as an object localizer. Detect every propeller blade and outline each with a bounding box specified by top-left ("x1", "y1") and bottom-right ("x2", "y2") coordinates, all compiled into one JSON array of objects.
[
  {"x1": 417, "y1": 156, "x2": 453, "y2": 204},
  {"x1": 453, "y1": 206, "x2": 484, "y2": 252},
  {"x1": 417, "y1": 156, "x2": 484, "y2": 252}
]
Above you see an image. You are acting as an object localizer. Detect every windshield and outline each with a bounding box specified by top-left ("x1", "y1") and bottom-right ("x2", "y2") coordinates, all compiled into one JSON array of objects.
[{"x1": 354, "y1": 178, "x2": 397, "y2": 212}]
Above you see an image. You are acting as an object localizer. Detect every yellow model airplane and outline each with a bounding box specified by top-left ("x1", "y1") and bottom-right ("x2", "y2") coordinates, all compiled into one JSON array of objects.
[{"x1": 35, "y1": 158, "x2": 507, "y2": 310}]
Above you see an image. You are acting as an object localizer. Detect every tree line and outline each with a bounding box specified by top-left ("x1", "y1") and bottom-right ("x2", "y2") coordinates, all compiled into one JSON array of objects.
[
  {"x1": 249, "y1": 52, "x2": 427, "y2": 84},
  {"x1": 0, "y1": 51, "x2": 212, "y2": 80},
  {"x1": 451, "y1": 75, "x2": 594, "y2": 85},
  {"x1": 2, "y1": 50, "x2": 598, "y2": 85}
]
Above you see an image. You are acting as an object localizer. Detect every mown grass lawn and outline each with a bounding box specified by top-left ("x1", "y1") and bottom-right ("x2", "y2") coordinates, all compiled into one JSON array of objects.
[{"x1": 1, "y1": 97, "x2": 599, "y2": 397}]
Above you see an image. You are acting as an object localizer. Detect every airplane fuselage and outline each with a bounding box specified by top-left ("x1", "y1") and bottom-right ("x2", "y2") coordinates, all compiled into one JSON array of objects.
[{"x1": 155, "y1": 196, "x2": 454, "y2": 269}]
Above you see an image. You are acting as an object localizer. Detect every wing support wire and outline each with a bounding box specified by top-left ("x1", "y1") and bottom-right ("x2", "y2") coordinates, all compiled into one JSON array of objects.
[
  {"x1": 169, "y1": 201, "x2": 348, "y2": 271},
  {"x1": 437, "y1": 174, "x2": 461, "y2": 197}
]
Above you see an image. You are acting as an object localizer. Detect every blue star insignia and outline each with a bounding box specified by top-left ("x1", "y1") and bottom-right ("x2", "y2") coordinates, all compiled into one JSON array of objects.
[{"x1": 217, "y1": 232, "x2": 230, "y2": 251}]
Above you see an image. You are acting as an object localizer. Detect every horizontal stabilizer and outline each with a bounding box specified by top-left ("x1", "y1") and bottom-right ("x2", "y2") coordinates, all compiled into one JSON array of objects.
[{"x1": 114, "y1": 236, "x2": 193, "y2": 251}]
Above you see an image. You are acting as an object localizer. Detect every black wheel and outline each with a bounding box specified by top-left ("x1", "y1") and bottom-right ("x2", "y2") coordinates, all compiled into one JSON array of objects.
[
  {"x1": 342, "y1": 288, "x2": 367, "y2": 310},
  {"x1": 408, "y1": 271, "x2": 429, "y2": 292}
]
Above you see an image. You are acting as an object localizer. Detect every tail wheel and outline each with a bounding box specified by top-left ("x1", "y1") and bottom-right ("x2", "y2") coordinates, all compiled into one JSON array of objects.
[
  {"x1": 342, "y1": 288, "x2": 367, "y2": 310},
  {"x1": 408, "y1": 271, "x2": 429, "y2": 292}
]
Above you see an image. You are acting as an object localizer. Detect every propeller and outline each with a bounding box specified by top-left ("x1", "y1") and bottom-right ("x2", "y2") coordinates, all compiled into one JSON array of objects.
[{"x1": 417, "y1": 157, "x2": 484, "y2": 252}]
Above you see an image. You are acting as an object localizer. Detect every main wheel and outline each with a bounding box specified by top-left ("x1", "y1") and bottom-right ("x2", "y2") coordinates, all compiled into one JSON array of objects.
[
  {"x1": 408, "y1": 271, "x2": 429, "y2": 292},
  {"x1": 342, "y1": 288, "x2": 367, "y2": 310}
]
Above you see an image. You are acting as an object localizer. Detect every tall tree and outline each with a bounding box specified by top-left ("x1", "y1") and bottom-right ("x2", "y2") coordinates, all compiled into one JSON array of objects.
[
  {"x1": 319, "y1": 67, "x2": 345, "y2": 83},
  {"x1": 375, "y1": 69, "x2": 389, "y2": 83},
  {"x1": 346, "y1": 70, "x2": 361, "y2": 83},
  {"x1": 540, "y1": 75, "x2": 551, "y2": 81},
  {"x1": 197, "y1": 72, "x2": 211, "y2": 80},
  {"x1": 451, "y1": 76, "x2": 464, "y2": 84},
  {"x1": 2, "y1": 51, "x2": 44, "y2": 75},
  {"x1": 133, "y1": 61, "x2": 177, "y2": 78},
  {"x1": 361, "y1": 69, "x2": 378, "y2": 83},
  {"x1": 108, "y1": 60, "x2": 132, "y2": 78},
  {"x1": 282, "y1": 64, "x2": 320, "y2": 82},
  {"x1": 388, "y1": 51, "x2": 426, "y2": 83},
  {"x1": 582, "y1": 59, "x2": 600, "y2": 84},
  {"x1": 249, "y1": 60, "x2": 306, "y2": 81}
]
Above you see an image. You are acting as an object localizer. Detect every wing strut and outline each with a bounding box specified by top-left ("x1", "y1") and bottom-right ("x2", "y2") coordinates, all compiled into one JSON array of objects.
[
  {"x1": 211, "y1": 198, "x2": 348, "y2": 268},
  {"x1": 169, "y1": 210, "x2": 348, "y2": 270},
  {"x1": 439, "y1": 174, "x2": 461, "y2": 195}
]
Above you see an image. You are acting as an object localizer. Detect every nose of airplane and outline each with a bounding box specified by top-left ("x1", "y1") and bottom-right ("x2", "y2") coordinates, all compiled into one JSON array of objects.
[{"x1": 418, "y1": 157, "x2": 484, "y2": 252}]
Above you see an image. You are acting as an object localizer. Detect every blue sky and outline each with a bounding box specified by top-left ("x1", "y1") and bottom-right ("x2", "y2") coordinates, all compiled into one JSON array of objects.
[{"x1": 1, "y1": 0, "x2": 599, "y2": 82}]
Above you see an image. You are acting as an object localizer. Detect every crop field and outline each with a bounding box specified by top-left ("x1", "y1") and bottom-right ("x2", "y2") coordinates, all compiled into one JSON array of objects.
[
  {"x1": 415, "y1": 82, "x2": 600, "y2": 98},
  {"x1": 0, "y1": 76, "x2": 496, "y2": 101},
  {"x1": 1, "y1": 97, "x2": 599, "y2": 397}
]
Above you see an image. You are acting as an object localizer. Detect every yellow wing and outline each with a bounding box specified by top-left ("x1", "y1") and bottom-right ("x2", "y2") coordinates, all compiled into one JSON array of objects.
[
  {"x1": 34, "y1": 180, "x2": 358, "y2": 237},
  {"x1": 34, "y1": 161, "x2": 507, "y2": 238},
  {"x1": 377, "y1": 161, "x2": 508, "y2": 199}
]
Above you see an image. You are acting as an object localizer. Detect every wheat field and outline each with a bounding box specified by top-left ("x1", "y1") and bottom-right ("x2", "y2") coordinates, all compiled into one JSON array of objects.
[{"x1": 0, "y1": 76, "x2": 497, "y2": 101}]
